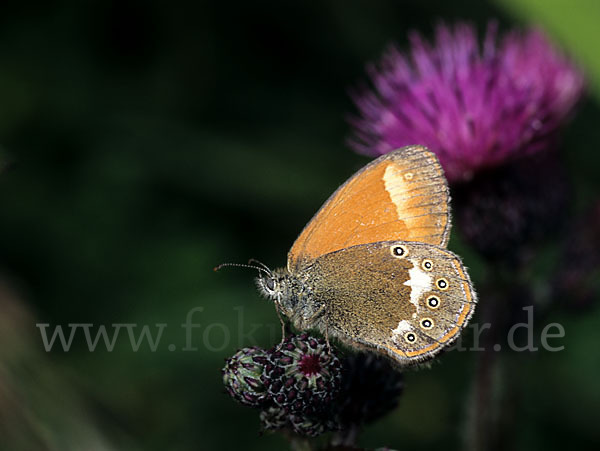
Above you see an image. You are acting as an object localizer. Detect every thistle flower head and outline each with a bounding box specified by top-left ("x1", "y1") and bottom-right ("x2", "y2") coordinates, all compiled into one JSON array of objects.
[
  {"x1": 350, "y1": 22, "x2": 584, "y2": 182},
  {"x1": 453, "y1": 151, "x2": 570, "y2": 262},
  {"x1": 263, "y1": 334, "x2": 342, "y2": 416}
]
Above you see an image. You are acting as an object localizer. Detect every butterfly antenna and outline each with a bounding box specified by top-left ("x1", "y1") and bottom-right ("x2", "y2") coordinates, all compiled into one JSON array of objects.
[
  {"x1": 213, "y1": 262, "x2": 271, "y2": 277},
  {"x1": 248, "y1": 258, "x2": 272, "y2": 275}
]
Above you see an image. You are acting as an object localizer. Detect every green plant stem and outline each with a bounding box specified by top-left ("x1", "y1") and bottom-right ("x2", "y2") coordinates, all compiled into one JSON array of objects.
[
  {"x1": 289, "y1": 436, "x2": 314, "y2": 451},
  {"x1": 464, "y1": 270, "x2": 520, "y2": 451}
]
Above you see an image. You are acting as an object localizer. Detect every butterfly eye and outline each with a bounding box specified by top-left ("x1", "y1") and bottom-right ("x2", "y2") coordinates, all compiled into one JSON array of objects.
[
  {"x1": 427, "y1": 295, "x2": 440, "y2": 309},
  {"x1": 265, "y1": 278, "x2": 275, "y2": 291},
  {"x1": 421, "y1": 259, "x2": 433, "y2": 271},
  {"x1": 436, "y1": 278, "x2": 449, "y2": 290},
  {"x1": 404, "y1": 332, "x2": 416, "y2": 343},
  {"x1": 391, "y1": 245, "x2": 408, "y2": 258},
  {"x1": 420, "y1": 318, "x2": 434, "y2": 330}
]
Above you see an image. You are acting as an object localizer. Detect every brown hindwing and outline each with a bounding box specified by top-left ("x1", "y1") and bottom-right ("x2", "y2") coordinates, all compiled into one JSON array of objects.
[{"x1": 303, "y1": 241, "x2": 476, "y2": 366}]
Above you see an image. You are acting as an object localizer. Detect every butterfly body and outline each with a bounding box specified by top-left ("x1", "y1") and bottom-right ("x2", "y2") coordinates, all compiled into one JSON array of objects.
[{"x1": 256, "y1": 146, "x2": 476, "y2": 366}]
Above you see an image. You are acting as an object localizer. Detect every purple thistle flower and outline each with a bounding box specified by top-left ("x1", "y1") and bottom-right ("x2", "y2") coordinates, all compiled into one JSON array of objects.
[{"x1": 349, "y1": 22, "x2": 584, "y2": 182}]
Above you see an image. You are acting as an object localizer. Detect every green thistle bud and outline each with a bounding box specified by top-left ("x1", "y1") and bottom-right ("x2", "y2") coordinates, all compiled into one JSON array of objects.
[
  {"x1": 222, "y1": 347, "x2": 269, "y2": 407},
  {"x1": 259, "y1": 406, "x2": 289, "y2": 432},
  {"x1": 288, "y1": 413, "x2": 333, "y2": 437}
]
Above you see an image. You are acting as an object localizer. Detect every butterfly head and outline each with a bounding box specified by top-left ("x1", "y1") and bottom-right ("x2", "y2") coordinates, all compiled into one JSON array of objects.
[
  {"x1": 257, "y1": 267, "x2": 286, "y2": 300},
  {"x1": 257, "y1": 267, "x2": 304, "y2": 318}
]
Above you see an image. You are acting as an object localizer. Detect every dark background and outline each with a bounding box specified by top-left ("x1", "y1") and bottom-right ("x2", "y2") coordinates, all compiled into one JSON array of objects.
[{"x1": 0, "y1": 1, "x2": 599, "y2": 450}]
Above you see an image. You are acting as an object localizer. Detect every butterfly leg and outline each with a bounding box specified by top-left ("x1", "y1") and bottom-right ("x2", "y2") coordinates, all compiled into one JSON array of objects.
[
  {"x1": 302, "y1": 304, "x2": 331, "y2": 352},
  {"x1": 275, "y1": 306, "x2": 288, "y2": 344}
]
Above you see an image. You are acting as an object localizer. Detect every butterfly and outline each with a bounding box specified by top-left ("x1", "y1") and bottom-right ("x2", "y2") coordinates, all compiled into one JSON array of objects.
[{"x1": 253, "y1": 145, "x2": 477, "y2": 366}]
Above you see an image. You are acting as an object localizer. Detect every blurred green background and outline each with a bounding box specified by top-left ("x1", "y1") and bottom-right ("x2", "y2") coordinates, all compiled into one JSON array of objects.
[{"x1": 0, "y1": 1, "x2": 599, "y2": 450}]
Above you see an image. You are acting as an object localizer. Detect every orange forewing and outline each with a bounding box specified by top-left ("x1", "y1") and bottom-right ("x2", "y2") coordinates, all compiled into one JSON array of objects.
[{"x1": 287, "y1": 146, "x2": 450, "y2": 271}]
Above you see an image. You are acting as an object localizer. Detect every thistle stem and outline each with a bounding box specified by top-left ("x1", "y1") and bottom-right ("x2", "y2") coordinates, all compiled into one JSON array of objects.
[
  {"x1": 288, "y1": 436, "x2": 314, "y2": 451},
  {"x1": 464, "y1": 270, "x2": 521, "y2": 451}
]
